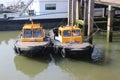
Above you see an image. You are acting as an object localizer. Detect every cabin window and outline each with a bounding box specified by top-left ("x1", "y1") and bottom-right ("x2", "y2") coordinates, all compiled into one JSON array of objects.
[
  {"x1": 33, "y1": 29, "x2": 42, "y2": 38},
  {"x1": 45, "y1": 4, "x2": 56, "y2": 10},
  {"x1": 72, "y1": 30, "x2": 80, "y2": 36},
  {"x1": 24, "y1": 29, "x2": 32, "y2": 38},
  {"x1": 63, "y1": 30, "x2": 71, "y2": 37}
]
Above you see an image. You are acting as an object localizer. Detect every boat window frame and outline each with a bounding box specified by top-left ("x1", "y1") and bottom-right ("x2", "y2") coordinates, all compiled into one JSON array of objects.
[
  {"x1": 23, "y1": 29, "x2": 32, "y2": 38},
  {"x1": 63, "y1": 30, "x2": 71, "y2": 37},
  {"x1": 72, "y1": 29, "x2": 81, "y2": 36},
  {"x1": 33, "y1": 29, "x2": 42, "y2": 38}
]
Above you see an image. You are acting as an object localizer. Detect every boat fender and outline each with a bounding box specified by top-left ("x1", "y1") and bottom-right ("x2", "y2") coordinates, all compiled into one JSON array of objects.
[
  {"x1": 14, "y1": 46, "x2": 18, "y2": 54},
  {"x1": 17, "y1": 48, "x2": 21, "y2": 55},
  {"x1": 61, "y1": 48, "x2": 66, "y2": 58},
  {"x1": 54, "y1": 46, "x2": 59, "y2": 54}
]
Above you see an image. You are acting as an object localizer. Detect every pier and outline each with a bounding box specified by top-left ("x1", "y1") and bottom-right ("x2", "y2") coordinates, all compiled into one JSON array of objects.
[{"x1": 68, "y1": 0, "x2": 120, "y2": 42}]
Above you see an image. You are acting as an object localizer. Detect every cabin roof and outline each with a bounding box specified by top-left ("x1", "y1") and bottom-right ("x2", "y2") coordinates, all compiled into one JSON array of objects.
[
  {"x1": 23, "y1": 24, "x2": 42, "y2": 29},
  {"x1": 59, "y1": 26, "x2": 81, "y2": 31}
]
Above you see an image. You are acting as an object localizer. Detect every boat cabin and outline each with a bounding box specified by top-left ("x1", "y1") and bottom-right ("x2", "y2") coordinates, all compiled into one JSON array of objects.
[
  {"x1": 21, "y1": 23, "x2": 45, "y2": 42},
  {"x1": 55, "y1": 26, "x2": 83, "y2": 43}
]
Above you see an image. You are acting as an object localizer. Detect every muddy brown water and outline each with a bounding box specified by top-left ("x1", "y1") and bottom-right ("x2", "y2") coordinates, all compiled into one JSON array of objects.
[{"x1": 0, "y1": 31, "x2": 120, "y2": 80}]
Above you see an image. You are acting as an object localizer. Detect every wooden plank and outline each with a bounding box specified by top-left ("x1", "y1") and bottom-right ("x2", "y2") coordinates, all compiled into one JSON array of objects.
[
  {"x1": 17, "y1": 42, "x2": 48, "y2": 47},
  {"x1": 95, "y1": 0, "x2": 120, "y2": 8}
]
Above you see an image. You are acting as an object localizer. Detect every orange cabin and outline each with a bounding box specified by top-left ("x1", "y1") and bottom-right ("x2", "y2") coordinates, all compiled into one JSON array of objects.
[
  {"x1": 57, "y1": 26, "x2": 83, "y2": 43},
  {"x1": 21, "y1": 24, "x2": 45, "y2": 42}
]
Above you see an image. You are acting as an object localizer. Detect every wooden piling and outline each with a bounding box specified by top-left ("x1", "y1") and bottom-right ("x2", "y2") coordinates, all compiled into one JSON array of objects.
[
  {"x1": 76, "y1": 0, "x2": 79, "y2": 20},
  {"x1": 102, "y1": 7, "x2": 106, "y2": 17},
  {"x1": 107, "y1": 5, "x2": 115, "y2": 42},
  {"x1": 72, "y1": 0, "x2": 76, "y2": 25},
  {"x1": 68, "y1": 0, "x2": 76, "y2": 26},
  {"x1": 83, "y1": 0, "x2": 88, "y2": 36},
  {"x1": 68, "y1": 0, "x2": 71, "y2": 25},
  {"x1": 88, "y1": 0, "x2": 94, "y2": 44},
  {"x1": 80, "y1": 0, "x2": 83, "y2": 19}
]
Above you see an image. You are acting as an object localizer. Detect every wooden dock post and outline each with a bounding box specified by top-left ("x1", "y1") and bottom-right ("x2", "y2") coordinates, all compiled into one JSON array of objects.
[
  {"x1": 68, "y1": 0, "x2": 76, "y2": 26},
  {"x1": 107, "y1": 5, "x2": 115, "y2": 42},
  {"x1": 76, "y1": 0, "x2": 83, "y2": 19},
  {"x1": 88, "y1": 0, "x2": 94, "y2": 44},
  {"x1": 68, "y1": 0, "x2": 71, "y2": 25},
  {"x1": 83, "y1": 0, "x2": 88, "y2": 36},
  {"x1": 72, "y1": 0, "x2": 76, "y2": 26},
  {"x1": 76, "y1": 0, "x2": 79, "y2": 20},
  {"x1": 102, "y1": 7, "x2": 106, "y2": 17},
  {"x1": 80, "y1": 0, "x2": 83, "y2": 19}
]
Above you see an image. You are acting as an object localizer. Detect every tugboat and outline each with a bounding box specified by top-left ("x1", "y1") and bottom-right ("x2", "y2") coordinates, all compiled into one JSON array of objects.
[
  {"x1": 49, "y1": 25, "x2": 94, "y2": 58},
  {"x1": 14, "y1": 20, "x2": 51, "y2": 57}
]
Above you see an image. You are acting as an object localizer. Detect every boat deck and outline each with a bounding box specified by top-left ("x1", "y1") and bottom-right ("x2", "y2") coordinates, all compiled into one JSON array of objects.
[
  {"x1": 16, "y1": 41, "x2": 49, "y2": 47},
  {"x1": 62, "y1": 42, "x2": 92, "y2": 48},
  {"x1": 54, "y1": 41, "x2": 92, "y2": 49}
]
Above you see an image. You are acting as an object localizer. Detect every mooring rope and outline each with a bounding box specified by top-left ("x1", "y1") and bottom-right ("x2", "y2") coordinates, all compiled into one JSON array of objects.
[{"x1": 84, "y1": 16, "x2": 100, "y2": 41}]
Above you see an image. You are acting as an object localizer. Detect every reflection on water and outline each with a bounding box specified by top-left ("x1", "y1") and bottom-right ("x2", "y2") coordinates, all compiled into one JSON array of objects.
[
  {"x1": 14, "y1": 56, "x2": 49, "y2": 77},
  {"x1": 0, "y1": 31, "x2": 120, "y2": 80},
  {"x1": 14, "y1": 54, "x2": 78, "y2": 80},
  {"x1": 33, "y1": 54, "x2": 78, "y2": 80}
]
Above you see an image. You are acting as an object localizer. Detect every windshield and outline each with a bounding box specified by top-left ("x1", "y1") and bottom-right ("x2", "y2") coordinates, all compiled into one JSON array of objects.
[
  {"x1": 33, "y1": 29, "x2": 42, "y2": 38},
  {"x1": 24, "y1": 29, "x2": 32, "y2": 38},
  {"x1": 63, "y1": 30, "x2": 71, "y2": 37},
  {"x1": 72, "y1": 30, "x2": 80, "y2": 36}
]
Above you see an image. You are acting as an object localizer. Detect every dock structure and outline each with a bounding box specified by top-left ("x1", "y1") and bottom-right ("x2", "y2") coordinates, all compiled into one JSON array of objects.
[{"x1": 68, "y1": 0, "x2": 120, "y2": 42}]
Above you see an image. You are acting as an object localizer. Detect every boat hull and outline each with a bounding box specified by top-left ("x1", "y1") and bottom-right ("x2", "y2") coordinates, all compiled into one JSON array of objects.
[
  {"x1": 14, "y1": 41, "x2": 51, "y2": 57},
  {"x1": 52, "y1": 40, "x2": 94, "y2": 58},
  {"x1": 63, "y1": 43, "x2": 94, "y2": 58},
  {"x1": 49, "y1": 28, "x2": 94, "y2": 58}
]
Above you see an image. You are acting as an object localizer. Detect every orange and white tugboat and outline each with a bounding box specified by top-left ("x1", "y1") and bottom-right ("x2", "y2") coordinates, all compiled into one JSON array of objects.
[
  {"x1": 49, "y1": 25, "x2": 94, "y2": 58},
  {"x1": 14, "y1": 20, "x2": 51, "y2": 57}
]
